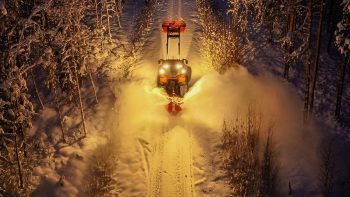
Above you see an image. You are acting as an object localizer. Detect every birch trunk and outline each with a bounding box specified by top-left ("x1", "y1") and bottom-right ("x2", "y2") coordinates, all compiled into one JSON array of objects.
[
  {"x1": 74, "y1": 66, "x2": 87, "y2": 137},
  {"x1": 89, "y1": 71, "x2": 99, "y2": 104}
]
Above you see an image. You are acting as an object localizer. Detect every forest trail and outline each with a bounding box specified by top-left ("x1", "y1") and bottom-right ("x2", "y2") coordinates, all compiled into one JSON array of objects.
[
  {"x1": 111, "y1": 0, "x2": 204, "y2": 196},
  {"x1": 142, "y1": 0, "x2": 199, "y2": 196}
]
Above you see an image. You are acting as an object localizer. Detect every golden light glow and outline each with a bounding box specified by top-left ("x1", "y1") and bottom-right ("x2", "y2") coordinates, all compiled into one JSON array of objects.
[
  {"x1": 163, "y1": 63, "x2": 170, "y2": 69},
  {"x1": 159, "y1": 68, "x2": 166, "y2": 75},
  {"x1": 176, "y1": 63, "x2": 183, "y2": 69}
]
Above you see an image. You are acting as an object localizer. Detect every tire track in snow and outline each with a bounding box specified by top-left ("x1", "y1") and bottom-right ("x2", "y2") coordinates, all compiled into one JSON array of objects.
[
  {"x1": 148, "y1": 126, "x2": 194, "y2": 197},
  {"x1": 188, "y1": 127, "x2": 195, "y2": 197},
  {"x1": 148, "y1": 132, "x2": 165, "y2": 197}
]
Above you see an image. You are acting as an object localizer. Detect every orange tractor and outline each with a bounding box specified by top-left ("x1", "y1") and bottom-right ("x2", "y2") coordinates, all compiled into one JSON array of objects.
[{"x1": 157, "y1": 20, "x2": 192, "y2": 98}]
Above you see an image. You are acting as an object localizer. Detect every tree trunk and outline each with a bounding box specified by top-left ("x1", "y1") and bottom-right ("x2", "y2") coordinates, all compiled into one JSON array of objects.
[
  {"x1": 117, "y1": 14, "x2": 122, "y2": 28},
  {"x1": 99, "y1": 1, "x2": 105, "y2": 48},
  {"x1": 304, "y1": 0, "x2": 313, "y2": 124},
  {"x1": 268, "y1": 21, "x2": 273, "y2": 43},
  {"x1": 326, "y1": 0, "x2": 334, "y2": 34},
  {"x1": 94, "y1": 0, "x2": 100, "y2": 28},
  {"x1": 74, "y1": 66, "x2": 87, "y2": 137},
  {"x1": 53, "y1": 85, "x2": 66, "y2": 142},
  {"x1": 335, "y1": 56, "x2": 348, "y2": 120},
  {"x1": 309, "y1": 0, "x2": 325, "y2": 116},
  {"x1": 14, "y1": 134, "x2": 23, "y2": 188},
  {"x1": 284, "y1": 4, "x2": 297, "y2": 80},
  {"x1": 89, "y1": 71, "x2": 99, "y2": 104},
  {"x1": 106, "y1": 2, "x2": 112, "y2": 40},
  {"x1": 31, "y1": 70, "x2": 44, "y2": 110},
  {"x1": 288, "y1": 181, "x2": 293, "y2": 196},
  {"x1": 326, "y1": 0, "x2": 337, "y2": 53},
  {"x1": 20, "y1": 128, "x2": 27, "y2": 157}
]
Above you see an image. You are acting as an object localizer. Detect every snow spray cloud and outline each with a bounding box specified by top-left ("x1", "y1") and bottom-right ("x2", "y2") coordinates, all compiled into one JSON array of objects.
[
  {"x1": 112, "y1": 60, "x2": 172, "y2": 148},
  {"x1": 182, "y1": 67, "x2": 321, "y2": 194}
]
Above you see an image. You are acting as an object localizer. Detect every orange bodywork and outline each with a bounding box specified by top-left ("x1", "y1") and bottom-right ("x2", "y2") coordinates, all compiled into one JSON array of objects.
[
  {"x1": 177, "y1": 74, "x2": 186, "y2": 83},
  {"x1": 159, "y1": 76, "x2": 168, "y2": 84},
  {"x1": 159, "y1": 74, "x2": 186, "y2": 85}
]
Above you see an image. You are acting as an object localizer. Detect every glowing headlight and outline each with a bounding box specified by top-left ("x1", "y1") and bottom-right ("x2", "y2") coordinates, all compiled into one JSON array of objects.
[
  {"x1": 159, "y1": 68, "x2": 166, "y2": 75},
  {"x1": 176, "y1": 63, "x2": 183, "y2": 69},
  {"x1": 181, "y1": 68, "x2": 187, "y2": 74},
  {"x1": 162, "y1": 63, "x2": 170, "y2": 69}
]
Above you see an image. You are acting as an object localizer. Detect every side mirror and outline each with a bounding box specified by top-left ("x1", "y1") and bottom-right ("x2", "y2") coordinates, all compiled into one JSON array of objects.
[
  {"x1": 183, "y1": 59, "x2": 188, "y2": 64},
  {"x1": 158, "y1": 59, "x2": 163, "y2": 64}
]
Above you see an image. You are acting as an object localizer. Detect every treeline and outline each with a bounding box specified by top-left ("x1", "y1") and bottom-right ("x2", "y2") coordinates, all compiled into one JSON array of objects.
[
  {"x1": 225, "y1": 0, "x2": 349, "y2": 122},
  {"x1": 198, "y1": 0, "x2": 349, "y2": 121},
  {"x1": 0, "y1": 0, "x2": 124, "y2": 195}
]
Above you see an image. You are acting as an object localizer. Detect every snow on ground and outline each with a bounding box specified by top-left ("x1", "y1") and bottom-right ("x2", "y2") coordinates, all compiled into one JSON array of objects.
[{"x1": 30, "y1": 84, "x2": 114, "y2": 196}]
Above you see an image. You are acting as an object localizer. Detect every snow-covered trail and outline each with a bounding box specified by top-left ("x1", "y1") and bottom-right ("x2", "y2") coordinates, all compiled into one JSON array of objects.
[
  {"x1": 109, "y1": 0, "x2": 211, "y2": 196},
  {"x1": 131, "y1": 0, "x2": 200, "y2": 196},
  {"x1": 136, "y1": 1, "x2": 205, "y2": 196}
]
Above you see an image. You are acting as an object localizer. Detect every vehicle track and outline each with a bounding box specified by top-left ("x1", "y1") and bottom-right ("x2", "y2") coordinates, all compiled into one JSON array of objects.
[
  {"x1": 148, "y1": 132, "x2": 165, "y2": 197},
  {"x1": 147, "y1": 126, "x2": 194, "y2": 197}
]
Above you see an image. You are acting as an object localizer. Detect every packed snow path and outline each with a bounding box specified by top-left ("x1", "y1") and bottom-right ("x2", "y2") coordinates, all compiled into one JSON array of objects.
[{"x1": 147, "y1": 127, "x2": 194, "y2": 197}]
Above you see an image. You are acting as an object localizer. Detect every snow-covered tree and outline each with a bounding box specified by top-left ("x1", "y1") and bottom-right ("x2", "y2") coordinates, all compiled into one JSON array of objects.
[
  {"x1": 0, "y1": 66, "x2": 35, "y2": 192},
  {"x1": 196, "y1": 0, "x2": 250, "y2": 72},
  {"x1": 91, "y1": 0, "x2": 124, "y2": 40},
  {"x1": 335, "y1": 1, "x2": 350, "y2": 56},
  {"x1": 334, "y1": 0, "x2": 350, "y2": 119}
]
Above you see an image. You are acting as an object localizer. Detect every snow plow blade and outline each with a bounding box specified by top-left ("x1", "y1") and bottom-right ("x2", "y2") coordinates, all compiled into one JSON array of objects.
[
  {"x1": 167, "y1": 102, "x2": 182, "y2": 115},
  {"x1": 162, "y1": 20, "x2": 186, "y2": 33}
]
